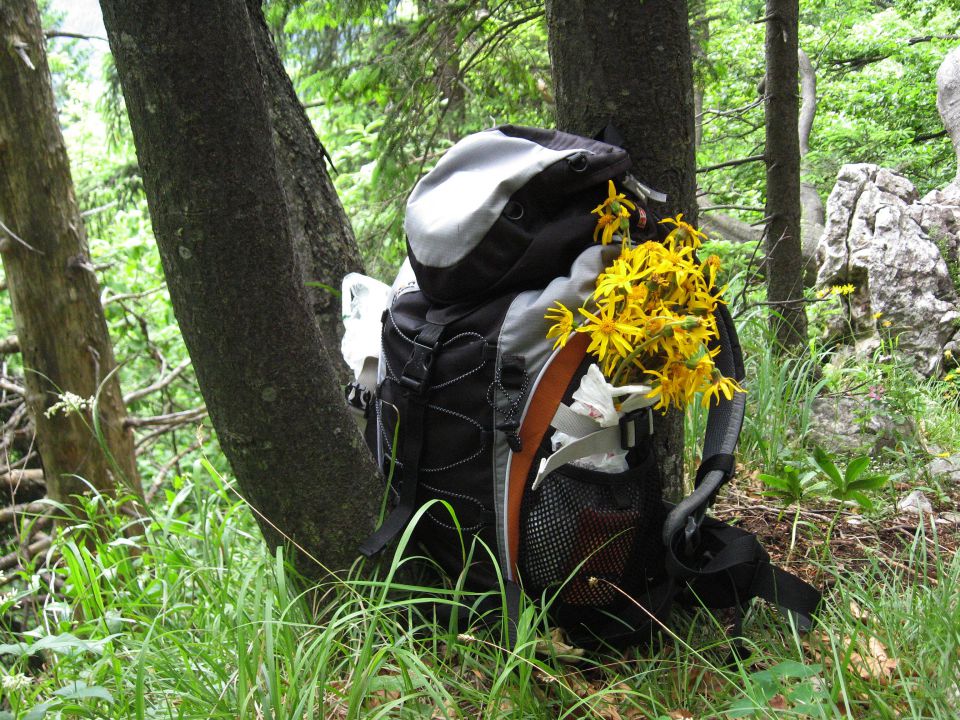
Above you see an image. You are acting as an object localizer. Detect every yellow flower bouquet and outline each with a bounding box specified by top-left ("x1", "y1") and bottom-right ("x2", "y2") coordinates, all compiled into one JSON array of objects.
[{"x1": 545, "y1": 181, "x2": 743, "y2": 413}]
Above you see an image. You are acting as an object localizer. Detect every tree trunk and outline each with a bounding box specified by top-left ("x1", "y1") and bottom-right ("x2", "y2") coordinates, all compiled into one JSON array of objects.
[
  {"x1": 798, "y1": 47, "x2": 825, "y2": 287},
  {"x1": 98, "y1": 0, "x2": 382, "y2": 578},
  {"x1": 762, "y1": 0, "x2": 807, "y2": 349},
  {"x1": 545, "y1": 0, "x2": 697, "y2": 501},
  {"x1": 246, "y1": 1, "x2": 363, "y2": 386},
  {"x1": 0, "y1": 0, "x2": 142, "y2": 506}
]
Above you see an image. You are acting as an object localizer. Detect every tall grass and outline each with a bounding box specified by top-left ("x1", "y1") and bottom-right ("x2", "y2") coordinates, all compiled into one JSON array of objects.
[{"x1": 3, "y1": 453, "x2": 959, "y2": 719}]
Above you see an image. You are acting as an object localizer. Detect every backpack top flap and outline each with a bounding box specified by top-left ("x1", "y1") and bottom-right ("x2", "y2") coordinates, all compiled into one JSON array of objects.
[{"x1": 405, "y1": 125, "x2": 631, "y2": 304}]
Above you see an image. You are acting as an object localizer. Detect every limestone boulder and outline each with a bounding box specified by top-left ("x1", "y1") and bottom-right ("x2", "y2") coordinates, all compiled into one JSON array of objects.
[{"x1": 815, "y1": 164, "x2": 960, "y2": 375}]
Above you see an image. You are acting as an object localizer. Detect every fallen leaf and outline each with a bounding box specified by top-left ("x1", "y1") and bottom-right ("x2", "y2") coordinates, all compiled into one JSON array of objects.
[
  {"x1": 848, "y1": 636, "x2": 898, "y2": 683},
  {"x1": 848, "y1": 600, "x2": 871, "y2": 622},
  {"x1": 668, "y1": 710, "x2": 693, "y2": 719},
  {"x1": 769, "y1": 693, "x2": 789, "y2": 710}
]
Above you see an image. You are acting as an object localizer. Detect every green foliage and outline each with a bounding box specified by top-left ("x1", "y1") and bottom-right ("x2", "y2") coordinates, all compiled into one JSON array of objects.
[
  {"x1": 810, "y1": 447, "x2": 888, "y2": 511},
  {"x1": 760, "y1": 463, "x2": 829, "y2": 508}
]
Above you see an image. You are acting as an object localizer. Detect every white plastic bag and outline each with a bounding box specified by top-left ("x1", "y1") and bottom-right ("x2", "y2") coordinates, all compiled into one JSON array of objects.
[
  {"x1": 340, "y1": 273, "x2": 390, "y2": 385},
  {"x1": 551, "y1": 364, "x2": 655, "y2": 473}
]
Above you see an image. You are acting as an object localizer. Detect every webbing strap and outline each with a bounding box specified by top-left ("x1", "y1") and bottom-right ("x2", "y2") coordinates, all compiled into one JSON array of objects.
[
  {"x1": 359, "y1": 323, "x2": 444, "y2": 558},
  {"x1": 670, "y1": 518, "x2": 822, "y2": 630}
]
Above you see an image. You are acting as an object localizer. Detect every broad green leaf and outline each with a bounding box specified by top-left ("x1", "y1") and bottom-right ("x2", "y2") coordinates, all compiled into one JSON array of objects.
[
  {"x1": 53, "y1": 682, "x2": 114, "y2": 703},
  {"x1": 844, "y1": 455, "x2": 871, "y2": 483}
]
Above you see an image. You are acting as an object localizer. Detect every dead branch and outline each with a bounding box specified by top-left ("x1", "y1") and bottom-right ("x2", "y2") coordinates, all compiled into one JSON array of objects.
[
  {"x1": 124, "y1": 358, "x2": 191, "y2": 405},
  {"x1": 0, "y1": 500, "x2": 50, "y2": 524},
  {"x1": 0, "y1": 532, "x2": 52, "y2": 572},
  {"x1": 145, "y1": 439, "x2": 202, "y2": 503},
  {"x1": 102, "y1": 286, "x2": 164, "y2": 307},
  {"x1": 1, "y1": 468, "x2": 44, "y2": 492},
  {"x1": 0, "y1": 336, "x2": 19, "y2": 354},
  {"x1": 43, "y1": 30, "x2": 108, "y2": 42},
  {"x1": 125, "y1": 406, "x2": 207, "y2": 429},
  {"x1": 0, "y1": 377, "x2": 23, "y2": 395},
  {"x1": 697, "y1": 154, "x2": 766, "y2": 174}
]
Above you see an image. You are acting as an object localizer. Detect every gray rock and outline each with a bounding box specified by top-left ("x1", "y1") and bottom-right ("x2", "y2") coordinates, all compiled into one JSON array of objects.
[
  {"x1": 805, "y1": 394, "x2": 913, "y2": 455},
  {"x1": 898, "y1": 489, "x2": 934, "y2": 516},
  {"x1": 926, "y1": 454, "x2": 960, "y2": 484},
  {"x1": 815, "y1": 164, "x2": 960, "y2": 375},
  {"x1": 937, "y1": 46, "x2": 960, "y2": 181}
]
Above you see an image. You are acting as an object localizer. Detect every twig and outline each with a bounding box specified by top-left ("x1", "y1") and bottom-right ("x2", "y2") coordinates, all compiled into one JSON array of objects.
[
  {"x1": 0, "y1": 501, "x2": 50, "y2": 524},
  {"x1": 80, "y1": 200, "x2": 119, "y2": 217},
  {"x1": 699, "y1": 204, "x2": 766, "y2": 213},
  {"x1": 125, "y1": 406, "x2": 207, "y2": 428},
  {"x1": 696, "y1": 154, "x2": 766, "y2": 174},
  {"x1": 103, "y1": 286, "x2": 164, "y2": 307},
  {"x1": 145, "y1": 439, "x2": 202, "y2": 503},
  {"x1": 43, "y1": 30, "x2": 108, "y2": 42},
  {"x1": 0, "y1": 217, "x2": 43, "y2": 254},
  {"x1": 0, "y1": 532, "x2": 52, "y2": 572},
  {"x1": 124, "y1": 358, "x2": 191, "y2": 405}
]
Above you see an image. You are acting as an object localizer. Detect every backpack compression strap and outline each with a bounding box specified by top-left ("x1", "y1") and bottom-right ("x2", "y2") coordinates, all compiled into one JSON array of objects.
[
  {"x1": 662, "y1": 304, "x2": 822, "y2": 627},
  {"x1": 359, "y1": 322, "x2": 444, "y2": 558}
]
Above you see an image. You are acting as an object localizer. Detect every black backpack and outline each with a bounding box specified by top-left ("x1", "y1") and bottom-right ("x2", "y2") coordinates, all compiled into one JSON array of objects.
[{"x1": 347, "y1": 125, "x2": 820, "y2": 649}]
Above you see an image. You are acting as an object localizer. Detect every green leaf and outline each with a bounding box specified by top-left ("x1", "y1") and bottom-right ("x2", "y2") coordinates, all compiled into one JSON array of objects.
[
  {"x1": 844, "y1": 455, "x2": 871, "y2": 483},
  {"x1": 759, "y1": 474, "x2": 791, "y2": 491},
  {"x1": 812, "y1": 447, "x2": 843, "y2": 486},
  {"x1": 847, "y1": 475, "x2": 889, "y2": 492},
  {"x1": 53, "y1": 682, "x2": 114, "y2": 703}
]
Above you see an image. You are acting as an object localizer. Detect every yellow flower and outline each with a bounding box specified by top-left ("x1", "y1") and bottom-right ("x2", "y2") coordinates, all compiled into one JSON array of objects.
[
  {"x1": 873, "y1": 311, "x2": 883, "y2": 320},
  {"x1": 576, "y1": 301, "x2": 640, "y2": 369},
  {"x1": 659, "y1": 213, "x2": 707, "y2": 248},
  {"x1": 592, "y1": 180, "x2": 636, "y2": 217},
  {"x1": 831, "y1": 284, "x2": 855, "y2": 296},
  {"x1": 882, "y1": 320, "x2": 892, "y2": 328},
  {"x1": 593, "y1": 211, "x2": 621, "y2": 245},
  {"x1": 700, "y1": 371, "x2": 744, "y2": 408},
  {"x1": 544, "y1": 301, "x2": 574, "y2": 350}
]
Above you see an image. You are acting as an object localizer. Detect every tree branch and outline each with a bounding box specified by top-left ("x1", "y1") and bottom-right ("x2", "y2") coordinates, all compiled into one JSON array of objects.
[
  {"x1": 0, "y1": 336, "x2": 19, "y2": 354},
  {"x1": 123, "y1": 358, "x2": 191, "y2": 405},
  {"x1": 43, "y1": 30, "x2": 108, "y2": 42},
  {"x1": 697, "y1": 154, "x2": 766, "y2": 173},
  {"x1": 125, "y1": 406, "x2": 207, "y2": 428}
]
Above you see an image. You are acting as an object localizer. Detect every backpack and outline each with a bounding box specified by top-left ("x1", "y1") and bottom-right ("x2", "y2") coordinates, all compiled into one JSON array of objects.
[{"x1": 345, "y1": 124, "x2": 820, "y2": 649}]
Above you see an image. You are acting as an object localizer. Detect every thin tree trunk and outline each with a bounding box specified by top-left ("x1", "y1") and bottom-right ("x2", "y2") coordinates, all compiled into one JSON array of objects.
[
  {"x1": 763, "y1": 0, "x2": 808, "y2": 348},
  {"x1": 99, "y1": 0, "x2": 381, "y2": 578},
  {"x1": 546, "y1": 0, "x2": 697, "y2": 501},
  {"x1": 0, "y1": 0, "x2": 142, "y2": 505},
  {"x1": 798, "y1": 47, "x2": 824, "y2": 286}
]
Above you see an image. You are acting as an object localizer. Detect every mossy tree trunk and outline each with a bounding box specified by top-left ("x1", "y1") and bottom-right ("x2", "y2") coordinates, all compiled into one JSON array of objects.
[
  {"x1": 98, "y1": 0, "x2": 382, "y2": 578},
  {"x1": 0, "y1": 0, "x2": 142, "y2": 506},
  {"x1": 545, "y1": 0, "x2": 698, "y2": 501}
]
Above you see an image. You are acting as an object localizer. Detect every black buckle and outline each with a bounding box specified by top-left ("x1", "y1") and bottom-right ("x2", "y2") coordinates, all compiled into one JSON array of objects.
[
  {"x1": 399, "y1": 326, "x2": 443, "y2": 393},
  {"x1": 344, "y1": 381, "x2": 371, "y2": 414},
  {"x1": 618, "y1": 407, "x2": 654, "y2": 450}
]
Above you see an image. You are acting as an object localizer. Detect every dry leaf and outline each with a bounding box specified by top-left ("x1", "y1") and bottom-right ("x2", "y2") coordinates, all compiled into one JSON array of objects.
[
  {"x1": 849, "y1": 636, "x2": 898, "y2": 683},
  {"x1": 668, "y1": 710, "x2": 694, "y2": 719},
  {"x1": 769, "y1": 693, "x2": 789, "y2": 710},
  {"x1": 848, "y1": 600, "x2": 871, "y2": 622}
]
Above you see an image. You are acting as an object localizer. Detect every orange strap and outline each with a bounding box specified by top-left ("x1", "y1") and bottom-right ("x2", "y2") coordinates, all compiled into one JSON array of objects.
[{"x1": 507, "y1": 332, "x2": 589, "y2": 578}]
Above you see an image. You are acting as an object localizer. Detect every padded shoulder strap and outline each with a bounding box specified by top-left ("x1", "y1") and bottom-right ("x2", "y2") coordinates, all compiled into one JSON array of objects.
[{"x1": 663, "y1": 303, "x2": 746, "y2": 555}]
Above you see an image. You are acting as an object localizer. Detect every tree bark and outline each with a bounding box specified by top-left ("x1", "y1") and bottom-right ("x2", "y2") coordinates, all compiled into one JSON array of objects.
[
  {"x1": 0, "y1": 0, "x2": 142, "y2": 505},
  {"x1": 798, "y1": 47, "x2": 824, "y2": 287},
  {"x1": 545, "y1": 0, "x2": 697, "y2": 501},
  {"x1": 762, "y1": 0, "x2": 808, "y2": 349},
  {"x1": 245, "y1": 1, "x2": 363, "y2": 385},
  {"x1": 98, "y1": 0, "x2": 382, "y2": 578}
]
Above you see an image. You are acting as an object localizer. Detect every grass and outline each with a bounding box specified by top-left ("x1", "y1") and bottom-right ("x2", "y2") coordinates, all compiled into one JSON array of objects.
[{"x1": 2, "y1": 450, "x2": 959, "y2": 719}]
